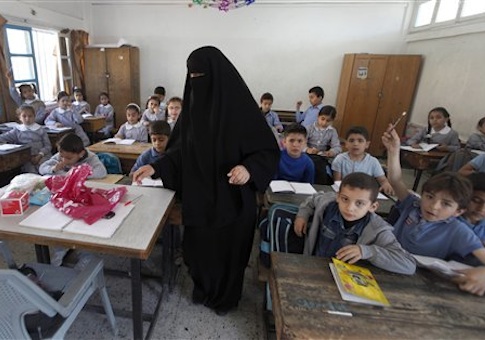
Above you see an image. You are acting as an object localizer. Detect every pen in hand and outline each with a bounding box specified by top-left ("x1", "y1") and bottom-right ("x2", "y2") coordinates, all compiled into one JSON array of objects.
[{"x1": 387, "y1": 111, "x2": 407, "y2": 132}]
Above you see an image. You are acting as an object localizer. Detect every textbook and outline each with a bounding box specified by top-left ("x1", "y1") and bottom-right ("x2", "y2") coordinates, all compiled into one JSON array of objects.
[
  {"x1": 400, "y1": 143, "x2": 439, "y2": 152},
  {"x1": 329, "y1": 258, "x2": 390, "y2": 307},
  {"x1": 269, "y1": 180, "x2": 316, "y2": 195},
  {"x1": 102, "y1": 138, "x2": 136, "y2": 145},
  {"x1": 412, "y1": 254, "x2": 472, "y2": 278}
]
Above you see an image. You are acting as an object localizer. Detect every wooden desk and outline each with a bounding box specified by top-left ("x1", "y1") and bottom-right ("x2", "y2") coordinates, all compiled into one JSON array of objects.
[
  {"x1": 88, "y1": 141, "x2": 152, "y2": 174},
  {"x1": 87, "y1": 174, "x2": 125, "y2": 184},
  {"x1": 0, "y1": 182, "x2": 175, "y2": 340},
  {"x1": 82, "y1": 117, "x2": 106, "y2": 133},
  {"x1": 401, "y1": 149, "x2": 448, "y2": 191},
  {"x1": 0, "y1": 145, "x2": 31, "y2": 173},
  {"x1": 265, "y1": 184, "x2": 395, "y2": 217},
  {"x1": 46, "y1": 127, "x2": 74, "y2": 153},
  {"x1": 269, "y1": 252, "x2": 485, "y2": 340},
  {"x1": 82, "y1": 117, "x2": 106, "y2": 143}
]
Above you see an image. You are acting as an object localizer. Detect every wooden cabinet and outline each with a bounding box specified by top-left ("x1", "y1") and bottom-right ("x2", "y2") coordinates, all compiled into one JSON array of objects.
[
  {"x1": 334, "y1": 54, "x2": 422, "y2": 156},
  {"x1": 83, "y1": 47, "x2": 140, "y2": 128}
]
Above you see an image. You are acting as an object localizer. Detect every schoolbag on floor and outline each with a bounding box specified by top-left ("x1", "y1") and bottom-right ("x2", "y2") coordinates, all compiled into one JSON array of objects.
[{"x1": 259, "y1": 203, "x2": 304, "y2": 268}]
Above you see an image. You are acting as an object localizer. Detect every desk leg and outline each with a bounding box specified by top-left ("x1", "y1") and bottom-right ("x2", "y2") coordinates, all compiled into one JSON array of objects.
[
  {"x1": 412, "y1": 170, "x2": 423, "y2": 191},
  {"x1": 131, "y1": 258, "x2": 143, "y2": 340},
  {"x1": 35, "y1": 245, "x2": 50, "y2": 264}
]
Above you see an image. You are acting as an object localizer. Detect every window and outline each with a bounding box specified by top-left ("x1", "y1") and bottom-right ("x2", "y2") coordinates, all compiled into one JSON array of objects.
[
  {"x1": 411, "y1": 0, "x2": 485, "y2": 29},
  {"x1": 4, "y1": 24, "x2": 64, "y2": 101}
]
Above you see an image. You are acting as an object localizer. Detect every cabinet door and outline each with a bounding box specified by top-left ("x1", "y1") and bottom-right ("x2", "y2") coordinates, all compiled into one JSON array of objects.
[
  {"x1": 337, "y1": 55, "x2": 388, "y2": 145},
  {"x1": 84, "y1": 48, "x2": 108, "y2": 113},
  {"x1": 106, "y1": 47, "x2": 133, "y2": 127},
  {"x1": 370, "y1": 55, "x2": 421, "y2": 156}
]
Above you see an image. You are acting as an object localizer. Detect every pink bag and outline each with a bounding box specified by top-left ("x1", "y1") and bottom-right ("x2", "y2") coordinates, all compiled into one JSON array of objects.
[{"x1": 45, "y1": 164, "x2": 127, "y2": 225}]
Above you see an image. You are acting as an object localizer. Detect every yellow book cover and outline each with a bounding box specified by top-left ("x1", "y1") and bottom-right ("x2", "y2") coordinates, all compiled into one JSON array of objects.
[{"x1": 329, "y1": 258, "x2": 390, "y2": 307}]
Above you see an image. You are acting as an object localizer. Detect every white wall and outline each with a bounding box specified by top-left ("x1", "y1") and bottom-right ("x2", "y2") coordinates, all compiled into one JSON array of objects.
[
  {"x1": 405, "y1": 32, "x2": 485, "y2": 140},
  {"x1": 88, "y1": 2, "x2": 411, "y2": 109}
]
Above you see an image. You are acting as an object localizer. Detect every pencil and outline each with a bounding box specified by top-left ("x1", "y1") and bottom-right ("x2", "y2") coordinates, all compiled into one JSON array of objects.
[{"x1": 388, "y1": 111, "x2": 407, "y2": 132}]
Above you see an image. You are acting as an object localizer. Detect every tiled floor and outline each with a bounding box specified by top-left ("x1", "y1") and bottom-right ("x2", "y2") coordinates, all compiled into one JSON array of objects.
[{"x1": 0, "y1": 168, "x2": 423, "y2": 339}]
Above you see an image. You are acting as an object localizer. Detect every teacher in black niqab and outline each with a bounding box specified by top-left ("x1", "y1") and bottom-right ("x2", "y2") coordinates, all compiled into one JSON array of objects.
[{"x1": 133, "y1": 46, "x2": 280, "y2": 315}]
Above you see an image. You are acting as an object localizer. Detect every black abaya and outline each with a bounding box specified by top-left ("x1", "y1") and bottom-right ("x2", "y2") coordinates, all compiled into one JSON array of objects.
[{"x1": 152, "y1": 46, "x2": 279, "y2": 313}]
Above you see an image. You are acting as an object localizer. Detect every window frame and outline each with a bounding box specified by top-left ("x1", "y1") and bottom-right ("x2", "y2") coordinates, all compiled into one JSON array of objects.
[
  {"x1": 409, "y1": 0, "x2": 485, "y2": 32},
  {"x1": 4, "y1": 24, "x2": 41, "y2": 98}
]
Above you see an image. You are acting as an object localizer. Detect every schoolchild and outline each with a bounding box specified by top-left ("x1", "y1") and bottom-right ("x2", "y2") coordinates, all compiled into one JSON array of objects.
[
  {"x1": 130, "y1": 120, "x2": 171, "y2": 175},
  {"x1": 39, "y1": 133, "x2": 107, "y2": 178},
  {"x1": 332, "y1": 126, "x2": 393, "y2": 195},
  {"x1": 71, "y1": 87, "x2": 91, "y2": 116},
  {"x1": 306, "y1": 105, "x2": 341, "y2": 157},
  {"x1": 0, "y1": 105, "x2": 51, "y2": 173},
  {"x1": 382, "y1": 126, "x2": 485, "y2": 265},
  {"x1": 153, "y1": 86, "x2": 167, "y2": 113},
  {"x1": 275, "y1": 123, "x2": 314, "y2": 183},
  {"x1": 459, "y1": 173, "x2": 485, "y2": 243},
  {"x1": 406, "y1": 107, "x2": 460, "y2": 152},
  {"x1": 115, "y1": 103, "x2": 148, "y2": 142},
  {"x1": 166, "y1": 97, "x2": 182, "y2": 131},
  {"x1": 295, "y1": 86, "x2": 324, "y2": 128},
  {"x1": 7, "y1": 71, "x2": 46, "y2": 124},
  {"x1": 141, "y1": 95, "x2": 165, "y2": 127},
  {"x1": 260, "y1": 92, "x2": 283, "y2": 133},
  {"x1": 466, "y1": 117, "x2": 485, "y2": 151},
  {"x1": 44, "y1": 91, "x2": 90, "y2": 146},
  {"x1": 93, "y1": 92, "x2": 114, "y2": 137},
  {"x1": 293, "y1": 172, "x2": 415, "y2": 274}
]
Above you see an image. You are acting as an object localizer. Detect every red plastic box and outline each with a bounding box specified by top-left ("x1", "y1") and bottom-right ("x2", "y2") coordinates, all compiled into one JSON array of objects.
[{"x1": 0, "y1": 191, "x2": 29, "y2": 216}]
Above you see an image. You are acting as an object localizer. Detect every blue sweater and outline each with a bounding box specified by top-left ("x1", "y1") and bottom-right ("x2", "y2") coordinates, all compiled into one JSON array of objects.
[{"x1": 276, "y1": 149, "x2": 314, "y2": 183}]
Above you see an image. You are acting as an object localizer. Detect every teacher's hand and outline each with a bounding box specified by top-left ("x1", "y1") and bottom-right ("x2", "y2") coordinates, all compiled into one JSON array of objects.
[
  {"x1": 227, "y1": 165, "x2": 250, "y2": 185},
  {"x1": 132, "y1": 165, "x2": 155, "y2": 184}
]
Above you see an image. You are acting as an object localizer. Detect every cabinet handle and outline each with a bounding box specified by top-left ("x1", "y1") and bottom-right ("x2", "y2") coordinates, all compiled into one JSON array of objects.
[
  {"x1": 105, "y1": 73, "x2": 110, "y2": 78},
  {"x1": 378, "y1": 92, "x2": 383, "y2": 98}
]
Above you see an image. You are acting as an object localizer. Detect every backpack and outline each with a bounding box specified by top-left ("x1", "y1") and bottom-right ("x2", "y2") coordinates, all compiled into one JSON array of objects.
[
  {"x1": 97, "y1": 152, "x2": 123, "y2": 174},
  {"x1": 434, "y1": 148, "x2": 476, "y2": 173},
  {"x1": 259, "y1": 203, "x2": 304, "y2": 268}
]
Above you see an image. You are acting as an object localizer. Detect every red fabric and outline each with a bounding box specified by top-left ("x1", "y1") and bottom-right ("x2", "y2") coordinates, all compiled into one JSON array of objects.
[{"x1": 45, "y1": 164, "x2": 126, "y2": 225}]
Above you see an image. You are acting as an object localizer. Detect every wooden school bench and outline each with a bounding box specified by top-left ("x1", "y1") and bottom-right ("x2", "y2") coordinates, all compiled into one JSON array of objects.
[{"x1": 0, "y1": 144, "x2": 31, "y2": 187}]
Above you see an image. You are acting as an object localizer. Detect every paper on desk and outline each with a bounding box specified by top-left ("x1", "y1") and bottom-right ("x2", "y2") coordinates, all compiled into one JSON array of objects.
[
  {"x1": 2, "y1": 122, "x2": 20, "y2": 128},
  {"x1": 332, "y1": 181, "x2": 388, "y2": 200},
  {"x1": 102, "y1": 138, "x2": 136, "y2": 145},
  {"x1": 20, "y1": 202, "x2": 73, "y2": 230},
  {"x1": 412, "y1": 254, "x2": 471, "y2": 278},
  {"x1": 472, "y1": 149, "x2": 485, "y2": 155},
  {"x1": 0, "y1": 144, "x2": 23, "y2": 151},
  {"x1": 400, "y1": 144, "x2": 439, "y2": 152},
  {"x1": 47, "y1": 126, "x2": 73, "y2": 132},
  {"x1": 82, "y1": 113, "x2": 94, "y2": 118},
  {"x1": 63, "y1": 203, "x2": 134, "y2": 238},
  {"x1": 132, "y1": 178, "x2": 163, "y2": 187}
]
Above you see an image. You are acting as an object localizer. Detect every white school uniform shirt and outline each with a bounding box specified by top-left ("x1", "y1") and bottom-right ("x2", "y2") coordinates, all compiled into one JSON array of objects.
[{"x1": 117, "y1": 121, "x2": 148, "y2": 142}]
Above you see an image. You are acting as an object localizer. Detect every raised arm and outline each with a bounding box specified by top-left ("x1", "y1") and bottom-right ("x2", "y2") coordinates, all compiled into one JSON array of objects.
[{"x1": 382, "y1": 126, "x2": 409, "y2": 201}]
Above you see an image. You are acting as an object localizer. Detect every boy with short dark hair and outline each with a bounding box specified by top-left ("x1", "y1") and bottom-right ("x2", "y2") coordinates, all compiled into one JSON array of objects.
[
  {"x1": 39, "y1": 133, "x2": 107, "y2": 178},
  {"x1": 332, "y1": 126, "x2": 393, "y2": 195},
  {"x1": 154, "y1": 86, "x2": 167, "y2": 112},
  {"x1": 294, "y1": 172, "x2": 415, "y2": 274},
  {"x1": 295, "y1": 86, "x2": 324, "y2": 128},
  {"x1": 306, "y1": 105, "x2": 341, "y2": 157},
  {"x1": 260, "y1": 92, "x2": 283, "y2": 133},
  {"x1": 275, "y1": 123, "x2": 314, "y2": 183},
  {"x1": 460, "y1": 173, "x2": 485, "y2": 243},
  {"x1": 382, "y1": 127, "x2": 485, "y2": 265},
  {"x1": 130, "y1": 120, "x2": 171, "y2": 175}
]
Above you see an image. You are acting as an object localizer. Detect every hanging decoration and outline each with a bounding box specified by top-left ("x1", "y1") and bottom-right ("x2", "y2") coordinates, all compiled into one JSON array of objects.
[{"x1": 190, "y1": 0, "x2": 255, "y2": 12}]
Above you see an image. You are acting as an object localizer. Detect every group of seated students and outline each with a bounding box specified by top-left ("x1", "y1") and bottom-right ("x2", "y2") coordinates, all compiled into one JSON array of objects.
[
  {"x1": 263, "y1": 85, "x2": 485, "y2": 296},
  {"x1": 1, "y1": 77, "x2": 183, "y2": 177}
]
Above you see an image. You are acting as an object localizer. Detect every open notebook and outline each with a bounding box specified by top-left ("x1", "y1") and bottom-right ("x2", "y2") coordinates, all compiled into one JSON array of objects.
[
  {"x1": 102, "y1": 138, "x2": 136, "y2": 145},
  {"x1": 20, "y1": 200, "x2": 135, "y2": 238},
  {"x1": 269, "y1": 180, "x2": 316, "y2": 194},
  {"x1": 400, "y1": 143, "x2": 439, "y2": 152},
  {"x1": 332, "y1": 181, "x2": 388, "y2": 200}
]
